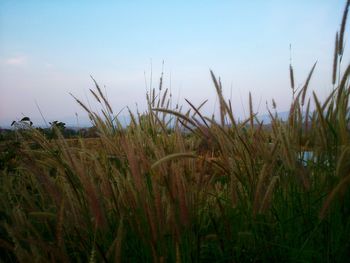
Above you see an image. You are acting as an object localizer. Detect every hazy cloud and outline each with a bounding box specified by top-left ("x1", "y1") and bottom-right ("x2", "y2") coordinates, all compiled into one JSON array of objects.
[
  {"x1": 44, "y1": 63, "x2": 54, "y2": 69},
  {"x1": 4, "y1": 56, "x2": 27, "y2": 66}
]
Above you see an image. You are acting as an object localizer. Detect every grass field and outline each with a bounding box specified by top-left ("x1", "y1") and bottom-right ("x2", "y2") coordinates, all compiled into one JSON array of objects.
[{"x1": 1, "y1": 2, "x2": 350, "y2": 262}]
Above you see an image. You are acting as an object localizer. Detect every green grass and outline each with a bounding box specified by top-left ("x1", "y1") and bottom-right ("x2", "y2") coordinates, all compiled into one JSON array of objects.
[{"x1": 1, "y1": 2, "x2": 350, "y2": 262}]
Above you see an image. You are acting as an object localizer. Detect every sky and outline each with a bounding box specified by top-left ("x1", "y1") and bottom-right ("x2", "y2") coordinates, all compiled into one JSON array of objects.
[{"x1": 0, "y1": 0, "x2": 349, "y2": 127}]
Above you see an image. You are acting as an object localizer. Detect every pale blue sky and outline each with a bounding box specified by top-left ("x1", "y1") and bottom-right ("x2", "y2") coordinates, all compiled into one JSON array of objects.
[{"x1": 0, "y1": 0, "x2": 348, "y2": 126}]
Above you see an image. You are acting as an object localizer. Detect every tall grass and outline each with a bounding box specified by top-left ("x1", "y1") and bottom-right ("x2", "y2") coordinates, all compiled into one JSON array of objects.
[{"x1": 1, "y1": 1, "x2": 350, "y2": 262}]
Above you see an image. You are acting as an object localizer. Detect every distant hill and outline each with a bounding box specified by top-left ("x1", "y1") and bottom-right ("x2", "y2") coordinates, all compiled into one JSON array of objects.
[
  {"x1": 1, "y1": 111, "x2": 306, "y2": 130},
  {"x1": 257, "y1": 111, "x2": 290, "y2": 124},
  {"x1": 0, "y1": 115, "x2": 132, "y2": 129}
]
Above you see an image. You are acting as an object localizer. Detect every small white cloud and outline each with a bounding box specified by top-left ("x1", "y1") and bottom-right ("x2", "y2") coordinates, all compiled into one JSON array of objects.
[
  {"x1": 44, "y1": 63, "x2": 54, "y2": 69},
  {"x1": 4, "y1": 56, "x2": 27, "y2": 66}
]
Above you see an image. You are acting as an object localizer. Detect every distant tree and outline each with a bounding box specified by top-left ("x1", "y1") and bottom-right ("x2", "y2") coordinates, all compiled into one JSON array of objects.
[
  {"x1": 11, "y1": 117, "x2": 33, "y2": 129},
  {"x1": 84, "y1": 126, "x2": 98, "y2": 138},
  {"x1": 48, "y1": 121, "x2": 66, "y2": 139},
  {"x1": 49, "y1": 121, "x2": 66, "y2": 130}
]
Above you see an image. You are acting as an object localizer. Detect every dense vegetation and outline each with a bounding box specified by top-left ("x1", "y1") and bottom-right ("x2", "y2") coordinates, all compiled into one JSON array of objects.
[{"x1": 1, "y1": 2, "x2": 350, "y2": 262}]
